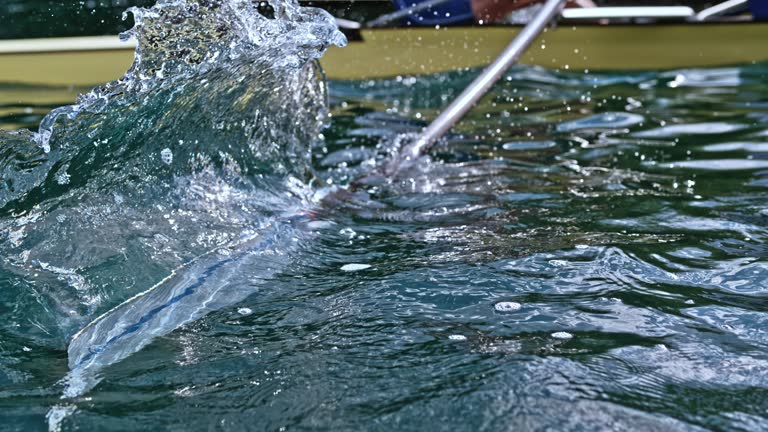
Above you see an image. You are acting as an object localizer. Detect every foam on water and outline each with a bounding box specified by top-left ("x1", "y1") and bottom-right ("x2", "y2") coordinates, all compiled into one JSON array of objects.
[
  {"x1": 341, "y1": 263, "x2": 372, "y2": 272},
  {"x1": 494, "y1": 301, "x2": 522, "y2": 312}
]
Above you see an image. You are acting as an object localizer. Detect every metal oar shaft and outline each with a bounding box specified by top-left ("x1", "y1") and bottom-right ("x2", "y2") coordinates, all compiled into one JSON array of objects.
[{"x1": 396, "y1": 0, "x2": 566, "y2": 166}]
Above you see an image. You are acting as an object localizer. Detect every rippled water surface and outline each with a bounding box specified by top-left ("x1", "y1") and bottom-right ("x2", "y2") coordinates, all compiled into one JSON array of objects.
[{"x1": 3, "y1": 2, "x2": 768, "y2": 430}]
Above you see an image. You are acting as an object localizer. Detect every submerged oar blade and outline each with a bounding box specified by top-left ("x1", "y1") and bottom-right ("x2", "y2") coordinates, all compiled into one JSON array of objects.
[{"x1": 65, "y1": 221, "x2": 297, "y2": 397}]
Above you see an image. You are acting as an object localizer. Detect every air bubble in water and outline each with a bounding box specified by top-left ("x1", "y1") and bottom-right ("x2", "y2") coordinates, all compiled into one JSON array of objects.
[{"x1": 55, "y1": 170, "x2": 71, "y2": 185}]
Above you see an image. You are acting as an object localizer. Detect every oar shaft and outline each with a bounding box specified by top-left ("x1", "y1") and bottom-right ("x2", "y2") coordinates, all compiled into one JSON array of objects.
[{"x1": 397, "y1": 0, "x2": 566, "y2": 165}]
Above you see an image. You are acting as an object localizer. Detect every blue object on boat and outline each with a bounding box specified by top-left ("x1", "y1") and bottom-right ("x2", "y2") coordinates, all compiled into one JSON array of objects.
[
  {"x1": 392, "y1": 0, "x2": 474, "y2": 26},
  {"x1": 750, "y1": 0, "x2": 768, "y2": 20}
]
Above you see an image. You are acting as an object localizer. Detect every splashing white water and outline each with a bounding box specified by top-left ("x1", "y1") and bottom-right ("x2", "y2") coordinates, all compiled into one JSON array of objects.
[{"x1": 1, "y1": 1, "x2": 347, "y2": 429}]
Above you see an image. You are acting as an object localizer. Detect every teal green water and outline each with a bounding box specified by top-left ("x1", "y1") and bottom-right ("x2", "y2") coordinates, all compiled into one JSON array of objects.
[
  {"x1": 5, "y1": 63, "x2": 768, "y2": 431},
  {"x1": 3, "y1": 3, "x2": 768, "y2": 430}
]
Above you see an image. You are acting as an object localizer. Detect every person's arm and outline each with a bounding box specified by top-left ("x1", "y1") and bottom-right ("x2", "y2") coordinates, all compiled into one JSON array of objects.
[{"x1": 471, "y1": 0, "x2": 595, "y2": 23}]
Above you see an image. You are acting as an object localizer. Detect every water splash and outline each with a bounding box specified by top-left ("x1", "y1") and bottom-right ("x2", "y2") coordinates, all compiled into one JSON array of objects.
[{"x1": 0, "y1": 0, "x2": 346, "y2": 409}]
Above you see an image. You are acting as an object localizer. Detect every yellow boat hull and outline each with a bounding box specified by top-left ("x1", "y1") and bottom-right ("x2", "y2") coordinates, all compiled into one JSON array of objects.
[
  {"x1": 1, "y1": 23, "x2": 767, "y2": 87},
  {"x1": 326, "y1": 23, "x2": 768, "y2": 79}
]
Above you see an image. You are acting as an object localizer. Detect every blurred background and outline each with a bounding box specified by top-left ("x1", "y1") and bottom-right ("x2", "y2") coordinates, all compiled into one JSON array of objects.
[{"x1": 0, "y1": 0, "x2": 723, "y2": 40}]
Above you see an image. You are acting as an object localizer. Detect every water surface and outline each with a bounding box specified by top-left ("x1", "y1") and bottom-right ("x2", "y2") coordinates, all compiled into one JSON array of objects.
[{"x1": 2, "y1": 4, "x2": 768, "y2": 430}]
